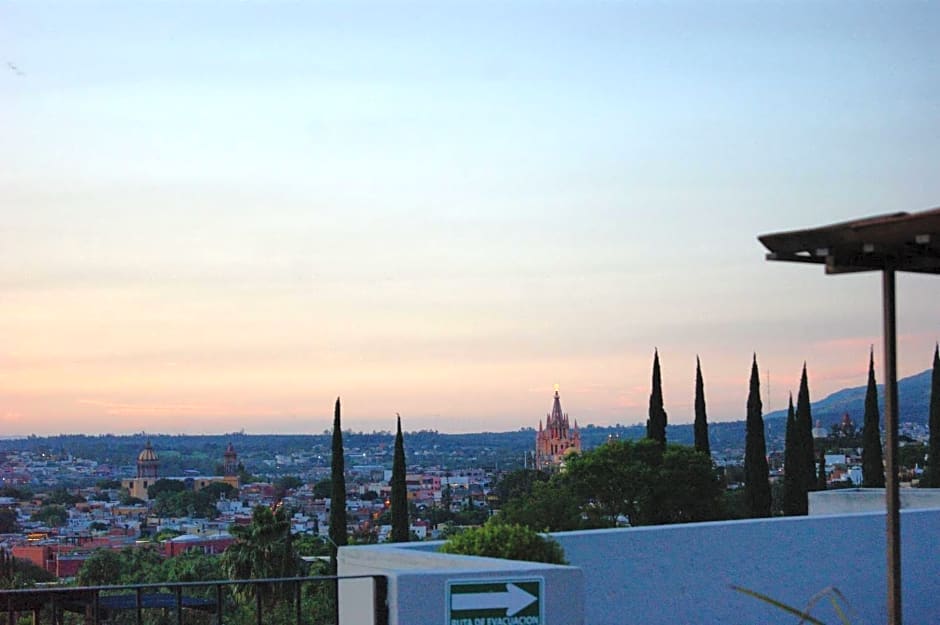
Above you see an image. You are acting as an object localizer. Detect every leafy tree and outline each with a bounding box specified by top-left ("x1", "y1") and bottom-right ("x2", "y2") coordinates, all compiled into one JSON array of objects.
[
  {"x1": 120, "y1": 546, "x2": 166, "y2": 583},
  {"x1": 162, "y1": 548, "x2": 222, "y2": 582},
  {"x1": 46, "y1": 487, "x2": 85, "y2": 506},
  {"x1": 77, "y1": 546, "x2": 164, "y2": 585},
  {"x1": 0, "y1": 487, "x2": 29, "y2": 500},
  {"x1": 221, "y1": 505, "x2": 298, "y2": 603},
  {"x1": 0, "y1": 549, "x2": 55, "y2": 588},
  {"x1": 201, "y1": 481, "x2": 237, "y2": 500},
  {"x1": 898, "y1": 442, "x2": 927, "y2": 473},
  {"x1": 274, "y1": 475, "x2": 303, "y2": 494},
  {"x1": 31, "y1": 504, "x2": 67, "y2": 527},
  {"x1": 329, "y1": 397, "x2": 348, "y2": 573},
  {"x1": 0, "y1": 508, "x2": 19, "y2": 533},
  {"x1": 147, "y1": 478, "x2": 186, "y2": 499},
  {"x1": 312, "y1": 478, "x2": 332, "y2": 499},
  {"x1": 693, "y1": 356, "x2": 710, "y2": 455},
  {"x1": 652, "y1": 446, "x2": 724, "y2": 524},
  {"x1": 782, "y1": 394, "x2": 802, "y2": 515},
  {"x1": 440, "y1": 520, "x2": 566, "y2": 564},
  {"x1": 493, "y1": 469, "x2": 550, "y2": 504},
  {"x1": 390, "y1": 414, "x2": 409, "y2": 543},
  {"x1": 923, "y1": 345, "x2": 940, "y2": 487},
  {"x1": 563, "y1": 438, "x2": 722, "y2": 527},
  {"x1": 119, "y1": 490, "x2": 146, "y2": 506},
  {"x1": 646, "y1": 349, "x2": 668, "y2": 445},
  {"x1": 96, "y1": 479, "x2": 122, "y2": 490},
  {"x1": 862, "y1": 348, "x2": 886, "y2": 487},
  {"x1": 499, "y1": 480, "x2": 582, "y2": 532},
  {"x1": 152, "y1": 489, "x2": 220, "y2": 519},
  {"x1": 744, "y1": 355, "x2": 771, "y2": 518},
  {"x1": 817, "y1": 451, "x2": 827, "y2": 490}
]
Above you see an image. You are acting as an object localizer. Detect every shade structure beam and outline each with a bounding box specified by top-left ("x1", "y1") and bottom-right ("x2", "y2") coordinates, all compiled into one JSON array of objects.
[{"x1": 759, "y1": 205, "x2": 940, "y2": 625}]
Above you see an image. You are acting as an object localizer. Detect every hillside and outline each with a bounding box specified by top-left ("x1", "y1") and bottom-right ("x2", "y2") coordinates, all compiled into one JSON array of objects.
[{"x1": 764, "y1": 368, "x2": 932, "y2": 426}]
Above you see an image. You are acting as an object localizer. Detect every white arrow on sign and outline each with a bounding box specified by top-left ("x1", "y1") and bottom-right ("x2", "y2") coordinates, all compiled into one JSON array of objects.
[{"x1": 451, "y1": 583, "x2": 537, "y2": 617}]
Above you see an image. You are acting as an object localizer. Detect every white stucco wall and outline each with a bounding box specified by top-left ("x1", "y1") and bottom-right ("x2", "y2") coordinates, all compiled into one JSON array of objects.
[
  {"x1": 551, "y1": 507, "x2": 940, "y2": 625},
  {"x1": 338, "y1": 508, "x2": 940, "y2": 625},
  {"x1": 809, "y1": 487, "x2": 940, "y2": 515}
]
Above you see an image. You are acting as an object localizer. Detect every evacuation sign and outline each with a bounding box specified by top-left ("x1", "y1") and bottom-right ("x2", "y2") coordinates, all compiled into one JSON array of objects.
[{"x1": 446, "y1": 578, "x2": 544, "y2": 625}]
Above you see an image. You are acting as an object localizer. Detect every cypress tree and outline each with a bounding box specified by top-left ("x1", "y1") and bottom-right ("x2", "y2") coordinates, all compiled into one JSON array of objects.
[
  {"x1": 329, "y1": 397, "x2": 347, "y2": 573},
  {"x1": 693, "y1": 356, "x2": 710, "y2": 456},
  {"x1": 390, "y1": 413, "x2": 410, "y2": 542},
  {"x1": 646, "y1": 349, "x2": 668, "y2": 446},
  {"x1": 817, "y1": 449, "x2": 828, "y2": 491},
  {"x1": 861, "y1": 348, "x2": 886, "y2": 487},
  {"x1": 924, "y1": 344, "x2": 940, "y2": 487},
  {"x1": 744, "y1": 355, "x2": 771, "y2": 518},
  {"x1": 795, "y1": 363, "x2": 816, "y2": 508},
  {"x1": 782, "y1": 393, "x2": 801, "y2": 515}
]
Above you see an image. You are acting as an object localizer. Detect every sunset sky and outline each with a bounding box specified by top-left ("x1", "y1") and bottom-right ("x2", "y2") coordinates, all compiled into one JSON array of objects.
[{"x1": 1, "y1": 1, "x2": 938, "y2": 436}]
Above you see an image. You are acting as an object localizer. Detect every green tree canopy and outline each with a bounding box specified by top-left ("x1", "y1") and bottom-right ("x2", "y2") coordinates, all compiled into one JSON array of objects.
[
  {"x1": 492, "y1": 469, "x2": 550, "y2": 504},
  {"x1": 31, "y1": 504, "x2": 67, "y2": 527},
  {"x1": 152, "y1": 490, "x2": 219, "y2": 519},
  {"x1": 0, "y1": 508, "x2": 19, "y2": 534},
  {"x1": 440, "y1": 521, "x2": 566, "y2": 564},
  {"x1": 147, "y1": 478, "x2": 187, "y2": 500},
  {"x1": 162, "y1": 548, "x2": 223, "y2": 583},
  {"x1": 499, "y1": 479, "x2": 581, "y2": 532},
  {"x1": 500, "y1": 438, "x2": 723, "y2": 531},
  {"x1": 46, "y1": 488, "x2": 85, "y2": 506},
  {"x1": 221, "y1": 505, "x2": 298, "y2": 602},
  {"x1": 312, "y1": 478, "x2": 332, "y2": 499},
  {"x1": 77, "y1": 546, "x2": 164, "y2": 586},
  {"x1": 274, "y1": 475, "x2": 303, "y2": 494}
]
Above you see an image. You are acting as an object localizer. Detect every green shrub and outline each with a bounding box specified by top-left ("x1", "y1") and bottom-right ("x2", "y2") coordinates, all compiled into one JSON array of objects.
[{"x1": 440, "y1": 521, "x2": 566, "y2": 564}]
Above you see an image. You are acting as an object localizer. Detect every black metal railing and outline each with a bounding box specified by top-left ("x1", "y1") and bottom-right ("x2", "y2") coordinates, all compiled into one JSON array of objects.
[{"x1": 0, "y1": 575, "x2": 387, "y2": 625}]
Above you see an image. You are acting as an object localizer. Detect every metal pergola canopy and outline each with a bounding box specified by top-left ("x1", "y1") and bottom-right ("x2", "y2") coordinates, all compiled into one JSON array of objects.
[
  {"x1": 757, "y1": 204, "x2": 940, "y2": 625},
  {"x1": 758, "y1": 207, "x2": 940, "y2": 274}
]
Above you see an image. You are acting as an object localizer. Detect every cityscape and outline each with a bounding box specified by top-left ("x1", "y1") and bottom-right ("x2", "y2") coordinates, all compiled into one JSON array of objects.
[{"x1": 2, "y1": 2, "x2": 939, "y2": 624}]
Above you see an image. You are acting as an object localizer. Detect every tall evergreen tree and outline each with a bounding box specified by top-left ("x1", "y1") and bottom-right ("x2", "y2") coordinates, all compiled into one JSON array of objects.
[
  {"x1": 782, "y1": 394, "x2": 801, "y2": 515},
  {"x1": 693, "y1": 356, "x2": 710, "y2": 456},
  {"x1": 817, "y1": 450, "x2": 828, "y2": 491},
  {"x1": 646, "y1": 349, "x2": 668, "y2": 446},
  {"x1": 861, "y1": 348, "x2": 885, "y2": 487},
  {"x1": 744, "y1": 355, "x2": 771, "y2": 518},
  {"x1": 390, "y1": 414, "x2": 410, "y2": 542},
  {"x1": 795, "y1": 363, "x2": 816, "y2": 505},
  {"x1": 923, "y1": 344, "x2": 940, "y2": 487},
  {"x1": 329, "y1": 398, "x2": 347, "y2": 573}
]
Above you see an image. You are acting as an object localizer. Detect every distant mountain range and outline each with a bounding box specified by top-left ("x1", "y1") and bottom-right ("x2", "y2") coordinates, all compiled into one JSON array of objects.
[{"x1": 764, "y1": 368, "x2": 933, "y2": 426}]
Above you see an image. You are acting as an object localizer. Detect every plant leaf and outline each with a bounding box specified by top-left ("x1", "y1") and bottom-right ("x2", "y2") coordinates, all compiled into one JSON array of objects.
[{"x1": 730, "y1": 585, "x2": 828, "y2": 625}]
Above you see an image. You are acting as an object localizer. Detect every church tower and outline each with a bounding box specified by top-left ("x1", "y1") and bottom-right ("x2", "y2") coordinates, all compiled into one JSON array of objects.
[
  {"x1": 136, "y1": 440, "x2": 159, "y2": 479},
  {"x1": 535, "y1": 387, "x2": 581, "y2": 470},
  {"x1": 223, "y1": 442, "x2": 238, "y2": 476}
]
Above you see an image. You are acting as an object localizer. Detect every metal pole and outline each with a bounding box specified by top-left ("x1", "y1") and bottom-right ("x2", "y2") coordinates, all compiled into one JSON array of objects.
[{"x1": 883, "y1": 267, "x2": 902, "y2": 625}]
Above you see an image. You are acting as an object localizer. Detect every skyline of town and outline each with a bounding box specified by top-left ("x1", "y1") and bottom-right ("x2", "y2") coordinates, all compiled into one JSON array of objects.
[{"x1": 2, "y1": 2, "x2": 938, "y2": 435}]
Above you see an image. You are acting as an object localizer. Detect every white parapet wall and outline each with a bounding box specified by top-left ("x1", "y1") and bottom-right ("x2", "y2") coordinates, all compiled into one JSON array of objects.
[
  {"x1": 342, "y1": 508, "x2": 940, "y2": 625},
  {"x1": 809, "y1": 487, "x2": 940, "y2": 515},
  {"x1": 338, "y1": 543, "x2": 584, "y2": 625},
  {"x1": 551, "y1": 507, "x2": 940, "y2": 625}
]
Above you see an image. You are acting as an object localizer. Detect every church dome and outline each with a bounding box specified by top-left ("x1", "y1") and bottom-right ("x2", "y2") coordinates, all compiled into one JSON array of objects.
[{"x1": 138, "y1": 441, "x2": 158, "y2": 462}]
